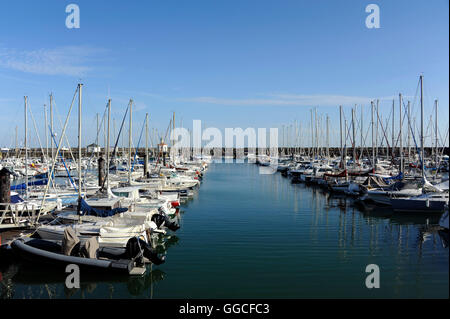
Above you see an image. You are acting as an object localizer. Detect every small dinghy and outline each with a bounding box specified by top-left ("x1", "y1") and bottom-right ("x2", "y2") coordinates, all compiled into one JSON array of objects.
[{"x1": 11, "y1": 228, "x2": 165, "y2": 276}]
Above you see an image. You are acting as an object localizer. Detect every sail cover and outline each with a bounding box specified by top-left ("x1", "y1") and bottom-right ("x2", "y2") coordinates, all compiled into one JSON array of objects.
[{"x1": 79, "y1": 198, "x2": 128, "y2": 217}]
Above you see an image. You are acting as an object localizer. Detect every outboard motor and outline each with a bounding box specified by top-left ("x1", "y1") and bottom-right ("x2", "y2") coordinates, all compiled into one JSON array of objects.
[
  {"x1": 125, "y1": 237, "x2": 165, "y2": 265},
  {"x1": 151, "y1": 213, "x2": 180, "y2": 232}
]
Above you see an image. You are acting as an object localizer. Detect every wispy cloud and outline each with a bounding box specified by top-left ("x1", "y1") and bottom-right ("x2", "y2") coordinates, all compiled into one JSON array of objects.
[
  {"x1": 177, "y1": 94, "x2": 398, "y2": 107},
  {"x1": 0, "y1": 46, "x2": 105, "y2": 77}
]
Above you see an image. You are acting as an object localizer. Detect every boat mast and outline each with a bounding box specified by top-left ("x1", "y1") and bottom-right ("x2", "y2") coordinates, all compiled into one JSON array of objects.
[
  {"x1": 15, "y1": 126, "x2": 18, "y2": 158},
  {"x1": 77, "y1": 84, "x2": 83, "y2": 223},
  {"x1": 106, "y1": 99, "x2": 111, "y2": 193},
  {"x1": 294, "y1": 120, "x2": 298, "y2": 156},
  {"x1": 407, "y1": 101, "x2": 411, "y2": 165},
  {"x1": 50, "y1": 93, "x2": 53, "y2": 166},
  {"x1": 103, "y1": 112, "x2": 107, "y2": 157},
  {"x1": 113, "y1": 118, "x2": 116, "y2": 152},
  {"x1": 360, "y1": 105, "x2": 363, "y2": 165},
  {"x1": 145, "y1": 113, "x2": 149, "y2": 171},
  {"x1": 392, "y1": 99, "x2": 395, "y2": 164},
  {"x1": 24, "y1": 96, "x2": 28, "y2": 200},
  {"x1": 399, "y1": 93, "x2": 403, "y2": 173},
  {"x1": 44, "y1": 104, "x2": 48, "y2": 161},
  {"x1": 344, "y1": 119, "x2": 348, "y2": 181},
  {"x1": 371, "y1": 101, "x2": 375, "y2": 170},
  {"x1": 299, "y1": 122, "x2": 303, "y2": 156},
  {"x1": 315, "y1": 108, "x2": 318, "y2": 159},
  {"x1": 310, "y1": 111, "x2": 314, "y2": 159},
  {"x1": 435, "y1": 99, "x2": 438, "y2": 166},
  {"x1": 173, "y1": 111, "x2": 175, "y2": 164},
  {"x1": 420, "y1": 75, "x2": 425, "y2": 178},
  {"x1": 375, "y1": 99, "x2": 379, "y2": 162},
  {"x1": 339, "y1": 105, "x2": 343, "y2": 167},
  {"x1": 352, "y1": 107, "x2": 356, "y2": 168},
  {"x1": 128, "y1": 99, "x2": 133, "y2": 184},
  {"x1": 326, "y1": 114, "x2": 330, "y2": 159},
  {"x1": 96, "y1": 113, "x2": 99, "y2": 157}
]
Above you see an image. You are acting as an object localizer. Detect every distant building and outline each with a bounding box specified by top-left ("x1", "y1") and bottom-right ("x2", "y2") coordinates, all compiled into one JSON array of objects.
[{"x1": 87, "y1": 143, "x2": 101, "y2": 153}]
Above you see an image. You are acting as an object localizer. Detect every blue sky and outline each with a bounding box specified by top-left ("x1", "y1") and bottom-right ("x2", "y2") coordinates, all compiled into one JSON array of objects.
[{"x1": 0, "y1": 0, "x2": 448, "y2": 148}]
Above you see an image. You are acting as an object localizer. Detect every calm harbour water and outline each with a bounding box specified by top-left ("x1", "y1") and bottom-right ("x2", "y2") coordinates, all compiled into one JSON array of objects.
[{"x1": 1, "y1": 162, "x2": 448, "y2": 299}]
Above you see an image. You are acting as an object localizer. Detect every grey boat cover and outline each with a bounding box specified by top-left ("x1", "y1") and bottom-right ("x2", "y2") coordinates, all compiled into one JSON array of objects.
[{"x1": 62, "y1": 227, "x2": 80, "y2": 256}]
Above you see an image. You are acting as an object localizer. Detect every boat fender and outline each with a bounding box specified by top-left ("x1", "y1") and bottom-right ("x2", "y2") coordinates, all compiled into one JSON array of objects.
[{"x1": 56, "y1": 198, "x2": 63, "y2": 211}]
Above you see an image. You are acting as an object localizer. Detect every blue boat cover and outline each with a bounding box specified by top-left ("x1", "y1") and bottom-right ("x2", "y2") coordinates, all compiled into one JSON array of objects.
[
  {"x1": 10, "y1": 178, "x2": 49, "y2": 190},
  {"x1": 34, "y1": 172, "x2": 48, "y2": 179},
  {"x1": 10, "y1": 183, "x2": 26, "y2": 190},
  {"x1": 11, "y1": 193, "x2": 24, "y2": 203},
  {"x1": 79, "y1": 198, "x2": 128, "y2": 217},
  {"x1": 383, "y1": 172, "x2": 403, "y2": 182},
  {"x1": 28, "y1": 178, "x2": 48, "y2": 186}
]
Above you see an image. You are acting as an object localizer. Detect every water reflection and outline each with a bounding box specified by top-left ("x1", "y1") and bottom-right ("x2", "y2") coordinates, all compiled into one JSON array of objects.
[
  {"x1": 0, "y1": 261, "x2": 166, "y2": 299},
  {"x1": 0, "y1": 232, "x2": 178, "y2": 299}
]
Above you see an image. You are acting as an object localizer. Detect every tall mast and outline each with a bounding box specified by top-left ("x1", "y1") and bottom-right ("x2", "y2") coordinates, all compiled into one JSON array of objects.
[
  {"x1": 315, "y1": 108, "x2": 318, "y2": 158},
  {"x1": 344, "y1": 119, "x2": 348, "y2": 181},
  {"x1": 352, "y1": 107, "x2": 356, "y2": 167},
  {"x1": 435, "y1": 99, "x2": 438, "y2": 166},
  {"x1": 339, "y1": 105, "x2": 343, "y2": 167},
  {"x1": 128, "y1": 99, "x2": 133, "y2": 184},
  {"x1": 407, "y1": 101, "x2": 411, "y2": 165},
  {"x1": 392, "y1": 99, "x2": 395, "y2": 163},
  {"x1": 96, "y1": 113, "x2": 99, "y2": 157},
  {"x1": 310, "y1": 111, "x2": 314, "y2": 159},
  {"x1": 173, "y1": 111, "x2": 175, "y2": 163},
  {"x1": 371, "y1": 101, "x2": 375, "y2": 169},
  {"x1": 420, "y1": 75, "x2": 425, "y2": 178},
  {"x1": 360, "y1": 105, "x2": 363, "y2": 164},
  {"x1": 103, "y1": 112, "x2": 106, "y2": 156},
  {"x1": 113, "y1": 118, "x2": 116, "y2": 158},
  {"x1": 121, "y1": 117, "x2": 125, "y2": 157},
  {"x1": 145, "y1": 113, "x2": 149, "y2": 166},
  {"x1": 44, "y1": 104, "x2": 48, "y2": 160},
  {"x1": 298, "y1": 121, "x2": 301, "y2": 156},
  {"x1": 106, "y1": 99, "x2": 111, "y2": 193},
  {"x1": 24, "y1": 96, "x2": 28, "y2": 200},
  {"x1": 399, "y1": 93, "x2": 403, "y2": 173},
  {"x1": 326, "y1": 114, "x2": 330, "y2": 159},
  {"x1": 294, "y1": 120, "x2": 297, "y2": 156},
  {"x1": 77, "y1": 84, "x2": 83, "y2": 222},
  {"x1": 15, "y1": 126, "x2": 18, "y2": 157},
  {"x1": 375, "y1": 99, "x2": 379, "y2": 160},
  {"x1": 50, "y1": 93, "x2": 53, "y2": 165}
]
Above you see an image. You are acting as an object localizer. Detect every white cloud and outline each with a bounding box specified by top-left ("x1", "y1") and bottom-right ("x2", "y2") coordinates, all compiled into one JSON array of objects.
[{"x1": 0, "y1": 46, "x2": 105, "y2": 77}]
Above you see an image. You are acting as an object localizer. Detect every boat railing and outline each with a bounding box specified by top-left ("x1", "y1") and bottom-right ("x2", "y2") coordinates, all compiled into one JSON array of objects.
[{"x1": 0, "y1": 201, "x2": 56, "y2": 230}]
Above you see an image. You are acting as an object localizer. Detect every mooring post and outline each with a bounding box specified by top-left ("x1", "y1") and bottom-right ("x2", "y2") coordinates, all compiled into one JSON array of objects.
[
  {"x1": 0, "y1": 168, "x2": 11, "y2": 210},
  {"x1": 98, "y1": 156, "x2": 105, "y2": 188}
]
